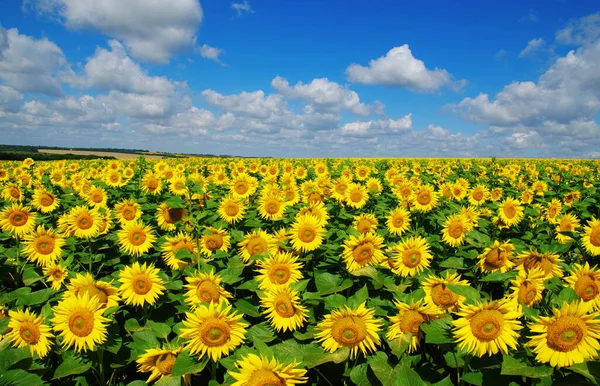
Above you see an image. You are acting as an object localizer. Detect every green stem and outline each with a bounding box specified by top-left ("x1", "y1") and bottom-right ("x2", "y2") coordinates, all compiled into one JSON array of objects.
[
  {"x1": 97, "y1": 348, "x2": 105, "y2": 385},
  {"x1": 315, "y1": 368, "x2": 334, "y2": 386},
  {"x1": 454, "y1": 352, "x2": 461, "y2": 385},
  {"x1": 88, "y1": 238, "x2": 94, "y2": 273},
  {"x1": 211, "y1": 360, "x2": 217, "y2": 381}
]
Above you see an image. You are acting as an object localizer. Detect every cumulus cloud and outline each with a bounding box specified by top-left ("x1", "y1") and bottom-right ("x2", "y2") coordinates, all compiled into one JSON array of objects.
[
  {"x1": 24, "y1": 0, "x2": 203, "y2": 63},
  {"x1": 198, "y1": 44, "x2": 225, "y2": 64},
  {"x1": 519, "y1": 38, "x2": 546, "y2": 57},
  {"x1": 0, "y1": 26, "x2": 69, "y2": 96},
  {"x1": 503, "y1": 131, "x2": 545, "y2": 149},
  {"x1": 346, "y1": 45, "x2": 465, "y2": 92},
  {"x1": 0, "y1": 85, "x2": 23, "y2": 113},
  {"x1": 556, "y1": 12, "x2": 600, "y2": 46},
  {"x1": 232, "y1": 1, "x2": 253, "y2": 16},
  {"x1": 271, "y1": 76, "x2": 372, "y2": 116},
  {"x1": 69, "y1": 40, "x2": 177, "y2": 95},
  {"x1": 338, "y1": 114, "x2": 412, "y2": 137}
]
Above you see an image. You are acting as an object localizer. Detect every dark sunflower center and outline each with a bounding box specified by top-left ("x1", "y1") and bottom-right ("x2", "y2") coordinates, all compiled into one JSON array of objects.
[
  {"x1": 546, "y1": 316, "x2": 586, "y2": 352},
  {"x1": 68, "y1": 310, "x2": 94, "y2": 337},
  {"x1": 470, "y1": 310, "x2": 504, "y2": 341},
  {"x1": 331, "y1": 316, "x2": 367, "y2": 346},
  {"x1": 132, "y1": 275, "x2": 152, "y2": 295}
]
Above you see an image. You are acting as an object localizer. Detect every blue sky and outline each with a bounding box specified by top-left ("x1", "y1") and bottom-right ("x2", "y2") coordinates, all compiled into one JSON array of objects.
[{"x1": 1, "y1": 1, "x2": 599, "y2": 157}]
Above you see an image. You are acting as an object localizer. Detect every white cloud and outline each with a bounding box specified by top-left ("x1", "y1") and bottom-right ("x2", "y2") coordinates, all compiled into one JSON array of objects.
[
  {"x1": 0, "y1": 27, "x2": 68, "y2": 96},
  {"x1": 504, "y1": 131, "x2": 545, "y2": 149},
  {"x1": 72, "y1": 40, "x2": 177, "y2": 95},
  {"x1": 271, "y1": 76, "x2": 371, "y2": 116},
  {"x1": 346, "y1": 45, "x2": 465, "y2": 92},
  {"x1": 519, "y1": 38, "x2": 546, "y2": 58},
  {"x1": 494, "y1": 50, "x2": 508, "y2": 60},
  {"x1": 202, "y1": 89, "x2": 287, "y2": 119},
  {"x1": 556, "y1": 12, "x2": 600, "y2": 46},
  {"x1": 338, "y1": 114, "x2": 412, "y2": 137},
  {"x1": 198, "y1": 44, "x2": 225, "y2": 64},
  {"x1": 24, "y1": 0, "x2": 203, "y2": 63},
  {"x1": 0, "y1": 85, "x2": 23, "y2": 113},
  {"x1": 232, "y1": 1, "x2": 253, "y2": 16}
]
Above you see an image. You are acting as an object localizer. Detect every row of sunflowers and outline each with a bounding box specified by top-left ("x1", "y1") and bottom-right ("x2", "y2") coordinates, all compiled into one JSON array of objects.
[{"x1": 1, "y1": 157, "x2": 600, "y2": 385}]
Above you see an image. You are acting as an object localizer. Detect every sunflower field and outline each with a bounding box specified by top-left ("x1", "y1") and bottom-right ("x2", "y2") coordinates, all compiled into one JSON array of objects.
[{"x1": 1, "y1": 157, "x2": 600, "y2": 386}]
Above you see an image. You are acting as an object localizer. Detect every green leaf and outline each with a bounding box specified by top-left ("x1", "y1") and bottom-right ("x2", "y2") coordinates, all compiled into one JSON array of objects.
[
  {"x1": 446, "y1": 284, "x2": 480, "y2": 303},
  {"x1": 53, "y1": 352, "x2": 92, "y2": 379},
  {"x1": 0, "y1": 348, "x2": 31, "y2": 371},
  {"x1": 500, "y1": 355, "x2": 554, "y2": 378},
  {"x1": 350, "y1": 363, "x2": 370, "y2": 386},
  {"x1": 235, "y1": 299, "x2": 261, "y2": 317},
  {"x1": 555, "y1": 287, "x2": 579, "y2": 305},
  {"x1": 0, "y1": 369, "x2": 45, "y2": 386},
  {"x1": 165, "y1": 196, "x2": 185, "y2": 209},
  {"x1": 347, "y1": 285, "x2": 369, "y2": 308},
  {"x1": 147, "y1": 321, "x2": 171, "y2": 339},
  {"x1": 220, "y1": 268, "x2": 244, "y2": 285},
  {"x1": 21, "y1": 267, "x2": 42, "y2": 286},
  {"x1": 155, "y1": 375, "x2": 182, "y2": 386},
  {"x1": 439, "y1": 257, "x2": 464, "y2": 269},
  {"x1": 479, "y1": 271, "x2": 516, "y2": 282},
  {"x1": 350, "y1": 266, "x2": 380, "y2": 281},
  {"x1": 246, "y1": 322, "x2": 276, "y2": 343},
  {"x1": 171, "y1": 351, "x2": 208, "y2": 377},
  {"x1": 421, "y1": 317, "x2": 454, "y2": 344},
  {"x1": 324, "y1": 294, "x2": 347, "y2": 310},
  {"x1": 369, "y1": 352, "x2": 401, "y2": 386},
  {"x1": 431, "y1": 376, "x2": 455, "y2": 386},
  {"x1": 393, "y1": 363, "x2": 425, "y2": 386},
  {"x1": 568, "y1": 361, "x2": 600, "y2": 384},
  {"x1": 16, "y1": 288, "x2": 54, "y2": 306},
  {"x1": 314, "y1": 271, "x2": 353, "y2": 295},
  {"x1": 461, "y1": 371, "x2": 483, "y2": 386}
]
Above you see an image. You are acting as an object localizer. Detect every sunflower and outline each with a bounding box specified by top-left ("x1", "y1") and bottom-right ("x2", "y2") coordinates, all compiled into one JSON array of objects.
[
  {"x1": 184, "y1": 270, "x2": 232, "y2": 308},
  {"x1": 2, "y1": 183, "x2": 23, "y2": 202},
  {"x1": 341, "y1": 232, "x2": 385, "y2": 273},
  {"x1": 118, "y1": 262, "x2": 166, "y2": 307},
  {"x1": 21, "y1": 225, "x2": 65, "y2": 267},
  {"x1": 157, "y1": 203, "x2": 187, "y2": 231},
  {"x1": 7, "y1": 309, "x2": 53, "y2": 358},
  {"x1": 66, "y1": 206, "x2": 101, "y2": 239},
  {"x1": 0, "y1": 203, "x2": 37, "y2": 237},
  {"x1": 197, "y1": 227, "x2": 230, "y2": 257},
  {"x1": 260, "y1": 286, "x2": 308, "y2": 332},
  {"x1": 86, "y1": 187, "x2": 108, "y2": 208},
  {"x1": 412, "y1": 184, "x2": 438, "y2": 212},
  {"x1": 516, "y1": 250, "x2": 563, "y2": 279},
  {"x1": 168, "y1": 175, "x2": 188, "y2": 196},
  {"x1": 65, "y1": 273, "x2": 120, "y2": 309},
  {"x1": 230, "y1": 173, "x2": 257, "y2": 199},
  {"x1": 51, "y1": 293, "x2": 110, "y2": 353},
  {"x1": 136, "y1": 346, "x2": 186, "y2": 384},
  {"x1": 507, "y1": 267, "x2": 546, "y2": 313},
  {"x1": 526, "y1": 301, "x2": 600, "y2": 368},
  {"x1": 114, "y1": 198, "x2": 142, "y2": 224},
  {"x1": 422, "y1": 272, "x2": 469, "y2": 313},
  {"x1": 117, "y1": 220, "x2": 156, "y2": 257},
  {"x1": 161, "y1": 232, "x2": 196, "y2": 270},
  {"x1": 497, "y1": 197, "x2": 524, "y2": 227},
  {"x1": 43, "y1": 263, "x2": 68, "y2": 291},
  {"x1": 238, "y1": 229, "x2": 277, "y2": 263},
  {"x1": 315, "y1": 302, "x2": 382, "y2": 358},
  {"x1": 289, "y1": 214, "x2": 326, "y2": 253},
  {"x1": 353, "y1": 213, "x2": 378, "y2": 234},
  {"x1": 555, "y1": 214, "x2": 580, "y2": 243},
  {"x1": 441, "y1": 213, "x2": 471, "y2": 248},
  {"x1": 31, "y1": 189, "x2": 60, "y2": 213},
  {"x1": 545, "y1": 199, "x2": 563, "y2": 224},
  {"x1": 386, "y1": 300, "x2": 441, "y2": 353},
  {"x1": 256, "y1": 252, "x2": 303, "y2": 291},
  {"x1": 476, "y1": 241, "x2": 515, "y2": 273},
  {"x1": 453, "y1": 298, "x2": 522, "y2": 357},
  {"x1": 331, "y1": 176, "x2": 351, "y2": 203},
  {"x1": 582, "y1": 218, "x2": 600, "y2": 256},
  {"x1": 490, "y1": 187, "x2": 503, "y2": 202},
  {"x1": 388, "y1": 236, "x2": 432, "y2": 277},
  {"x1": 218, "y1": 196, "x2": 246, "y2": 224},
  {"x1": 565, "y1": 263, "x2": 600, "y2": 310},
  {"x1": 229, "y1": 353, "x2": 308, "y2": 386},
  {"x1": 258, "y1": 194, "x2": 287, "y2": 221},
  {"x1": 345, "y1": 183, "x2": 369, "y2": 209},
  {"x1": 179, "y1": 302, "x2": 248, "y2": 361},
  {"x1": 297, "y1": 201, "x2": 329, "y2": 226},
  {"x1": 386, "y1": 207, "x2": 411, "y2": 236},
  {"x1": 366, "y1": 177, "x2": 383, "y2": 194},
  {"x1": 141, "y1": 172, "x2": 163, "y2": 195},
  {"x1": 468, "y1": 185, "x2": 489, "y2": 206}
]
